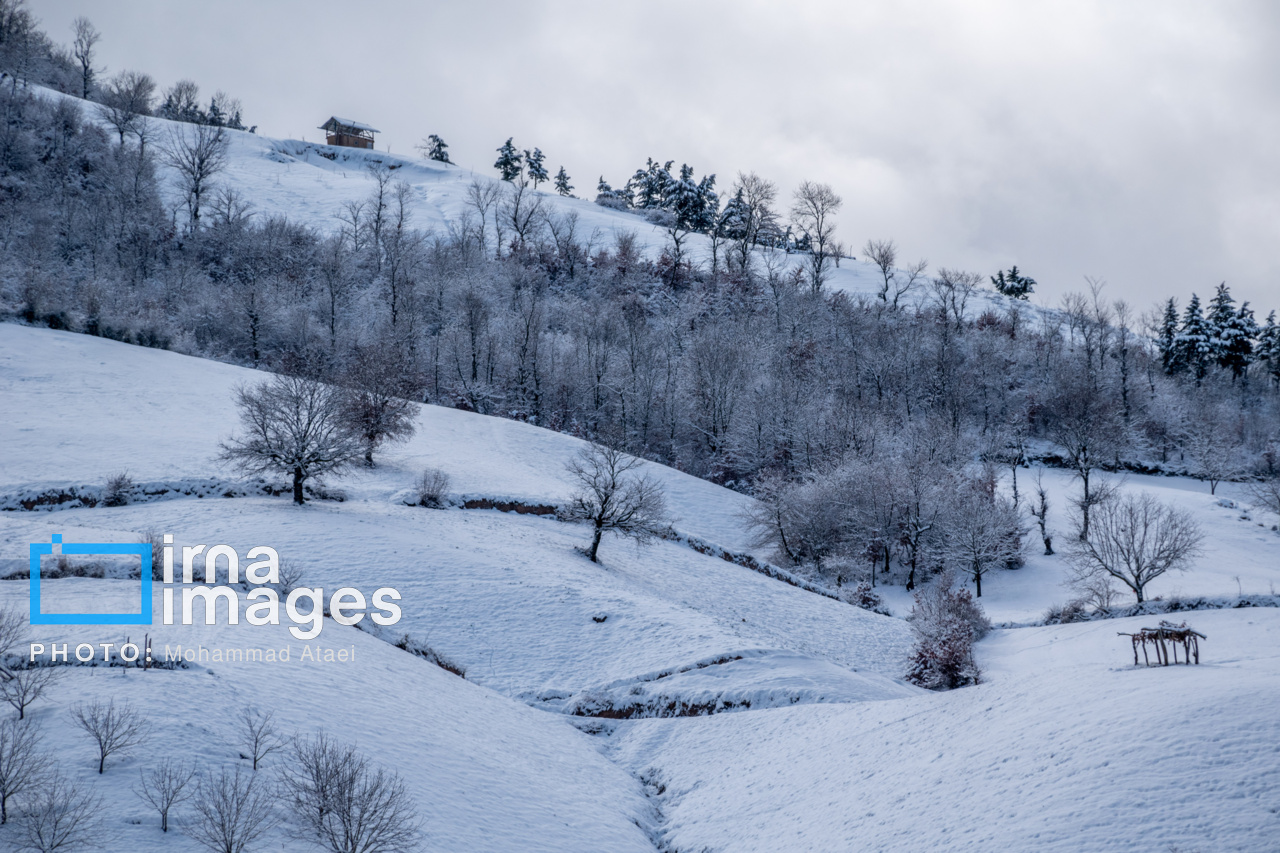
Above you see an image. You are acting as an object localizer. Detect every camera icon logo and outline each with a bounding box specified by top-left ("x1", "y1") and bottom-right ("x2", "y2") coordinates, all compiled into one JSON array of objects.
[{"x1": 28, "y1": 534, "x2": 153, "y2": 625}]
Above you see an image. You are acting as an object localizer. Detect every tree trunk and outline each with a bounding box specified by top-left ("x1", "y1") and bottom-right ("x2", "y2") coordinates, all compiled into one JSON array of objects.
[
  {"x1": 99, "y1": 753, "x2": 105, "y2": 774},
  {"x1": 974, "y1": 567, "x2": 982, "y2": 598},
  {"x1": 292, "y1": 468, "x2": 305, "y2": 505},
  {"x1": 589, "y1": 525, "x2": 603, "y2": 563},
  {"x1": 1042, "y1": 535, "x2": 1053, "y2": 556}
]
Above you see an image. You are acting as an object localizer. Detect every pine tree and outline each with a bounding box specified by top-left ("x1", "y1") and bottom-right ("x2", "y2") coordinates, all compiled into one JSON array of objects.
[
  {"x1": 422, "y1": 134, "x2": 451, "y2": 163},
  {"x1": 990, "y1": 266, "x2": 1035, "y2": 300},
  {"x1": 494, "y1": 138, "x2": 523, "y2": 182},
  {"x1": 552, "y1": 165, "x2": 573, "y2": 194},
  {"x1": 1174, "y1": 293, "x2": 1213, "y2": 381},
  {"x1": 632, "y1": 158, "x2": 673, "y2": 209},
  {"x1": 719, "y1": 188, "x2": 749, "y2": 242},
  {"x1": 1221, "y1": 301, "x2": 1259, "y2": 380},
  {"x1": 1157, "y1": 297, "x2": 1181, "y2": 374},
  {"x1": 1206, "y1": 283, "x2": 1256, "y2": 378},
  {"x1": 1206, "y1": 282, "x2": 1236, "y2": 364},
  {"x1": 1259, "y1": 310, "x2": 1280, "y2": 386},
  {"x1": 525, "y1": 148, "x2": 548, "y2": 188}
]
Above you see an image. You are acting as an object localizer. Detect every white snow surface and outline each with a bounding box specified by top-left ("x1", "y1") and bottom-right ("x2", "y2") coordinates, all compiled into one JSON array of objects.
[{"x1": 2, "y1": 87, "x2": 1279, "y2": 848}]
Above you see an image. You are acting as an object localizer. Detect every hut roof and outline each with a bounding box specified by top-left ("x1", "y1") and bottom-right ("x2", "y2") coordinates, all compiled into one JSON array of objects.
[{"x1": 319, "y1": 117, "x2": 381, "y2": 134}]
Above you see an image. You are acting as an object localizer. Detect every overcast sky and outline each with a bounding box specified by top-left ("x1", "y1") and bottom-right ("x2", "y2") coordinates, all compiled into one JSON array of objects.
[{"x1": 36, "y1": 0, "x2": 1280, "y2": 313}]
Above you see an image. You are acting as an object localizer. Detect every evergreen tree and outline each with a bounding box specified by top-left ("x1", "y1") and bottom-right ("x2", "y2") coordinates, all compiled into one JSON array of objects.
[
  {"x1": 632, "y1": 158, "x2": 672, "y2": 209},
  {"x1": 1221, "y1": 301, "x2": 1259, "y2": 380},
  {"x1": 1259, "y1": 311, "x2": 1280, "y2": 386},
  {"x1": 1206, "y1": 283, "x2": 1256, "y2": 378},
  {"x1": 1157, "y1": 297, "x2": 1181, "y2": 374},
  {"x1": 554, "y1": 166, "x2": 573, "y2": 196},
  {"x1": 525, "y1": 148, "x2": 548, "y2": 188},
  {"x1": 662, "y1": 164, "x2": 717, "y2": 232},
  {"x1": 990, "y1": 266, "x2": 1036, "y2": 300},
  {"x1": 1174, "y1": 293, "x2": 1213, "y2": 381},
  {"x1": 1206, "y1": 282, "x2": 1236, "y2": 362},
  {"x1": 494, "y1": 138, "x2": 523, "y2": 182},
  {"x1": 719, "y1": 188, "x2": 749, "y2": 242},
  {"x1": 422, "y1": 134, "x2": 451, "y2": 163}
]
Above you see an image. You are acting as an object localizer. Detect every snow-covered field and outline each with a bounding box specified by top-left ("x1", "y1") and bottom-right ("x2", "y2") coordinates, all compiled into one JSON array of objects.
[
  {"x1": 2, "y1": 92, "x2": 1279, "y2": 850},
  {"x1": 2, "y1": 324, "x2": 1279, "y2": 851}
]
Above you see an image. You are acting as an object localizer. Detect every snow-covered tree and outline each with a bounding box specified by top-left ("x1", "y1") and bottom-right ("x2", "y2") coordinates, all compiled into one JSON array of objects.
[
  {"x1": 494, "y1": 138, "x2": 522, "y2": 182},
  {"x1": 1174, "y1": 293, "x2": 1213, "y2": 381},
  {"x1": 945, "y1": 486, "x2": 1025, "y2": 597},
  {"x1": 417, "y1": 134, "x2": 451, "y2": 163},
  {"x1": 554, "y1": 166, "x2": 573, "y2": 196},
  {"x1": 991, "y1": 265, "x2": 1036, "y2": 299},
  {"x1": 1259, "y1": 310, "x2": 1280, "y2": 386},
  {"x1": 631, "y1": 158, "x2": 672, "y2": 209},
  {"x1": 525, "y1": 147, "x2": 548, "y2": 188},
  {"x1": 1156, "y1": 297, "x2": 1180, "y2": 374}
]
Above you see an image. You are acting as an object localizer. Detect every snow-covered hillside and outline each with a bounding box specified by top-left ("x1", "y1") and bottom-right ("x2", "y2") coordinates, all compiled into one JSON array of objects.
[{"x1": 2, "y1": 325, "x2": 1279, "y2": 851}]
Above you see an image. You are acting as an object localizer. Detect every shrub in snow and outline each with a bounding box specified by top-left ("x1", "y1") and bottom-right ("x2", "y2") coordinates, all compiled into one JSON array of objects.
[
  {"x1": 905, "y1": 572, "x2": 989, "y2": 690},
  {"x1": 416, "y1": 467, "x2": 450, "y2": 508},
  {"x1": 1247, "y1": 476, "x2": 1280, "y2": 520},
  {"x1": 840, "y1": 581, "x2": 891, "y2": 616},
  {"x1": 141, "y1": 529, "x2": 164, "y2": 581},
  {"x1": 102, "y1": 471, "x2": 134, "y2": 507}
]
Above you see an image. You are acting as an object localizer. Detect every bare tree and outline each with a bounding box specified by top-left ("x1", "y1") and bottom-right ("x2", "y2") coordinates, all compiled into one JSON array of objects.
[
  {"x1": 730, "y1": 171, "x2": 779, "y2": 272},
  {"x1": 283, "y1": 734, "x2": 348, "y2": 826},
  {"x1": 1029, "y1": 470, "x2": 1054, "y2": 556},
  {"x1": 930, "y1": 268, "x2": 979, "y2": 329},
  {"x1": 1066, "y1": 492, "x2": 1202, "y2": 603},
  {"x1": 220, "y1": 375, "x2": 364, "y2": 505},
  {"x1": 863, "y1": 239, "x2": 926, "y2": 308},
  {"x1": 97, "y1": 70, "x2": 155, "y2": 145},
  {"x1": 565, "y1": 443, "x2": 670, "y2": 563},
  {"x1": 0, "y1": 667, "x2": 60, "y2": 720},
  {"x1": 464, "y1": 178, "x2": 501, "y2": 259},
  {"x1": 135, "y1": 758, "x2": 197, "y2": 832},
  {"x1": 14, "y1": 772, "x2": 101, "y2": 853},
  {"x1": 1247, "y1": 476, "x2": 1280, "y2": 520},
  {"x1": 1046, "y1": 371, "x2": 1124, "y2": 539},
  {"x1": 500, "y1": 175, "x2": 546, "y2": 252},
  {"x1": 70, "y1": 16, "x2": 100, "y2": 99},
  {"x1": 0, "y1": 718, "x2": 47, "y2": 825},
  {"x1": 238, "y1": 707, "x2": 285, "y2": 772},
  {"x1": 790, "y1": 181, "x2": 842, "y2": 293},
  {"x1": 162, "y1": 122, "x2": 229, "y2": 228},
  {"x1": 70, "y1": 698, "x2": 149, "y2": 774},
  {"x1": 0, "y1": 606, "x2": 25, "y2": 661},
  {"x1": 283, "y1": 735, "x2": 420, "y2": 853},
  {"x1": 186, "y1": 765, "x2": 278, "y2": 853}
]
